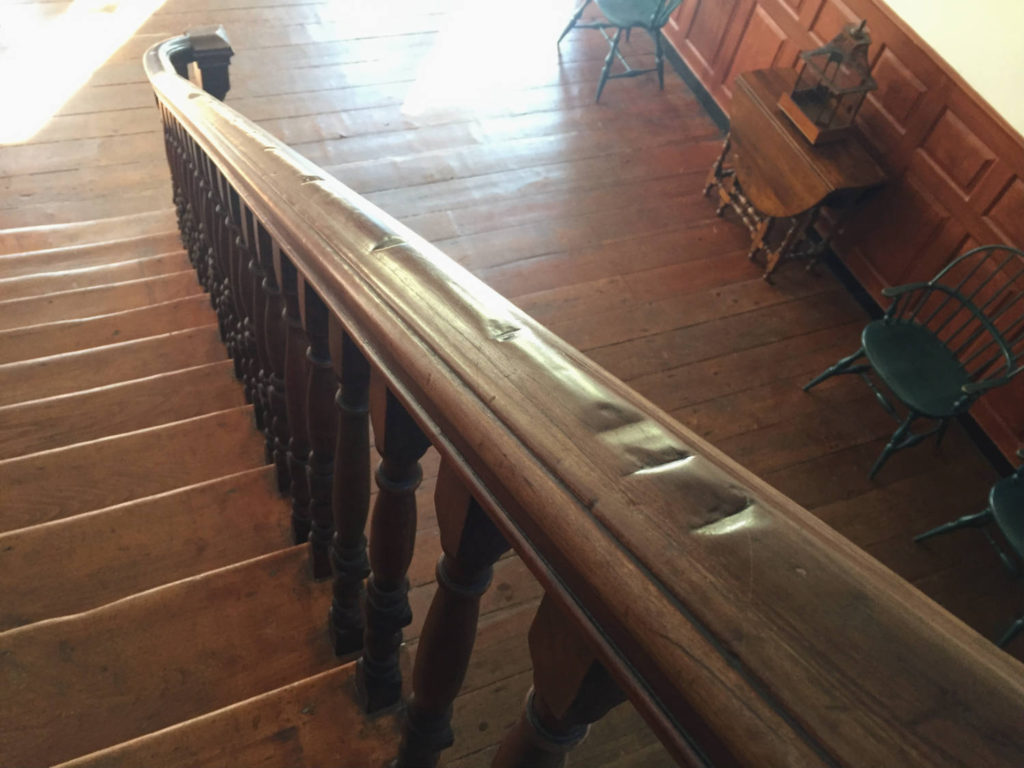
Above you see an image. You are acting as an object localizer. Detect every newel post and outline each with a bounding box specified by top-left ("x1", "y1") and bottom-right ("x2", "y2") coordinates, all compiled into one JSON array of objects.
[
  {"x1": 492, "y1": 595, "x2": 626, "y2": 768},
  {"x1": 185, "y1": 26, "x2": 234, "y2": 101},
  {"x1": 396, "y1": 459, "x2": 509, "y2": 768}
]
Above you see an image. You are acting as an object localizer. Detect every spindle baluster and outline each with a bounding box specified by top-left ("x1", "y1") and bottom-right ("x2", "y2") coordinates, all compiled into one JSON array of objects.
[
  {"x1": 328, "y1": 320, "x2": 372, "y2": 655},
  {"x1": 357, "y1": 379, "x2": 430, "y2": 712},
  {"x1": 279, "y1": 252, "x2": 312, "y2": 542},
  {"x1": 492, "y1": 594, "x2": 625, "y2": 768},
  {"x1": 303, "y1": 286, "x2": 337, "y2": 579},
  {"x1": 396, "y1": 459, "x2": 509, "y2": 767},
  {"x1": 262, "y1": 238, "x2": 291, "y2": 494}
]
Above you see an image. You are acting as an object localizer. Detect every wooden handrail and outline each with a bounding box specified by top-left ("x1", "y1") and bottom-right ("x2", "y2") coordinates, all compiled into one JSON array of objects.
[{"x1": 146, "y1": 29, "x2": 1024, "y2": 768}]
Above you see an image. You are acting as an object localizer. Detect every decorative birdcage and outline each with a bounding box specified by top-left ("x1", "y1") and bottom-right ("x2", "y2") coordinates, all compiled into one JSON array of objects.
[{"x1": 778, "y1": 20, "x2": 877, "y2": 145}]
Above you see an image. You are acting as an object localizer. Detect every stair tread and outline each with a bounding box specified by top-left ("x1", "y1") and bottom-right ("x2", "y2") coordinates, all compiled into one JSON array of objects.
[
  {"x1": 0, "y1": 250, "x2": 191, "y2": 300},
  {"x1": 0, "y1": 546, "x2": 338, "y2": 768},
  {"x1": 0, "y1": 210, "x2": 177, "y2": 255},
  {"x1": 0, "y1": 542, "x2": 541, "y2": 768},
  {"x1": 0, "y1": 233, "x2": 183, "y2": 278},
  {"x1": 0, "y1": 270, "x2": 202, "y2": 331},
  {"x1": 0, "y1": 323, "x2": 225, "y2": 405},
  {"x1": 0, "y1": 360, "x2": 242, "y2": 460},
  {"x1": 0, "y1": 294, "x2": 217, "y2": 365},
  {"x1": 0, "y1": 467, "x2": 291, "y2": 631},
  {"x1": 53, "y1": 665, "x2": 400, "y2": 768},
  {"x1": 0, "y1": 405, "x2": 266, "y2": 532}
]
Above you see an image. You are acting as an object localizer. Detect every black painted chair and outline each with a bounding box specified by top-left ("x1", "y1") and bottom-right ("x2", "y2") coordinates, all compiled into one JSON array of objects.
[
  {"x1": 914, "y1": 461, "x2": 1024, "y2": 648},
  {"x1": 557, "y1": 0, "x2": 683, "y2": 102},
  {"x1": 804, "y1": 245, "x2": 1024, "y2": 478}
]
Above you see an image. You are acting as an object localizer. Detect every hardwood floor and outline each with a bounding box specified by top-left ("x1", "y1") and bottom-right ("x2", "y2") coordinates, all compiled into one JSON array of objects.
[{"x1": 2, "y1": 0, "x2": 1020, "y2": 764}]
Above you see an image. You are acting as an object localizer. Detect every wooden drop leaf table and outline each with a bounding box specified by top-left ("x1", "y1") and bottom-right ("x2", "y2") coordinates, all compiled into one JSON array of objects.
[{"x1": 704, "y1": 68, "x2": 886, "y2": 282}]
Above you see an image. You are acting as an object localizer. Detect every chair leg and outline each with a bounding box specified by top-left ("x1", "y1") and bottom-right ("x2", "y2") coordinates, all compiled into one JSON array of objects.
[
  {"x1": 913, "y1": 509, "x2": 993, "y2": 543},
  {"x1": 803, "y1": 348, "x2": 867, "y2": 392},
  {"x1": 870, "y1": 412, "x2": 918, "y2": 479},
  {"x1": 998, "y1": 614, "x2": 1024, "y2": 648},
  {"x1": 655, "y1": 30, "x2": 665, "y2": 89},
  {"x1": 595, "y1": 27, "x2": 623, "y2": 103},
  {"x1": 558, "y1": 0, "x2": 593, "y2": 44}
]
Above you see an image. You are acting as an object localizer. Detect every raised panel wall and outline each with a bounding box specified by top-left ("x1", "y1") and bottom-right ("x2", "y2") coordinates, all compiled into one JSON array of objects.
[{"x1": 664, "y1": 0, "x2": 1024, "y2": 460}]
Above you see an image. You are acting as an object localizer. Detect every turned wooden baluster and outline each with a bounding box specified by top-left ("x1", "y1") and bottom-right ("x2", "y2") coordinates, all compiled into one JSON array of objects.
[
  {"x1": 303, "y1": 285, "x2": 338, "y2": 579},
  {"x1": 328, "y1": 318, "x2": 372, "y2": 654},
  {"x1": 227, "y1": 192, "x2": 254, "y2": 400},
  {"x1": 240, "y1": 206, "x2": 267, "y2": 430},
  {"x1": 493, "y1": 595, "x2": 626, "y2": 768},
  {"x1": 396, "y1": 459, "x2": 510, "y2": 768},
  {"x1": 357, "y1": 378, "x2": 430, "y2": 712},
  {"x1": 210, "y1": 171, "x2": 235, "y2": 352},
  {"x1": 249, "y1": 220, "x2": 274, "y2": 449},
  {"x1": 279, "y1": 252, "x2": 312, "y2": 542},
  {"x1": 255, "y1": 223, "x2": 289, "y2": 485}
]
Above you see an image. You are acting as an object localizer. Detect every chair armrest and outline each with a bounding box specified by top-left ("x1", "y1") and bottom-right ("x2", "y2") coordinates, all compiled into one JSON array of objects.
[
  {"x1": 881, "y1": 282, "x2": 930, "y2": 299},
  {"x1": 962, "y1": 377, "x2": 1011, "y2": 396}
]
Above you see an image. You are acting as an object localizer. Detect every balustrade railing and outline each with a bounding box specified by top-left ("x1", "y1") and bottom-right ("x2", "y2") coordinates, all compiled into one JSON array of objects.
[{"x1": 146, "y1": 27, "x2": 1024, "y2": 768}]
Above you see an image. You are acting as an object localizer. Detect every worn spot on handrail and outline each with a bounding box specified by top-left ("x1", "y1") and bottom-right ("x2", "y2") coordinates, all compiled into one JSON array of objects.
[
  {"x1": 494, "y1": 327, "x2": 520, "y2": 343},
  {"x1": 299, "y1": 174, "x2": 322, "y2": 184},
  {"x1": 371, "y1": 235, "x2": 406, "y2": 253},
  {"x1": 692, "y1": 504, "x2": 758, "y2": 535},
  {"x1": 187, "y1": 92, "x2": 201, "y2": 99}
]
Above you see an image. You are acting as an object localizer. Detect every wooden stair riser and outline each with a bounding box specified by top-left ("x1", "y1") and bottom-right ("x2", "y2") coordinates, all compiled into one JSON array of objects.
[
  {"x1": 0, "y1": 295, "x2": 217, "y2": 365},
  {"x1": 0, "y1": 467, "x2": 290, "y2": 631},
  {"x1": 0, "y1": 250, "x2": 191, "y2": 300},
  {"x1": 0, "y1": 324, "x2": 225, "y2": 406},
  {"x1": 0, "y1": 233, "x2": 184, "y2": 278},
  {"x1": 0, "y1": 270, "x2": 202, "y2": 330},
  {"x1": 0, "y1": 211, "x2": 177, "y2": 255},
  {"x1": 0, "y1": 360, "x2": 241, "y2": 460},
  {"x1": 0, "y1": 406, "x2": 265, "y2": 532}
]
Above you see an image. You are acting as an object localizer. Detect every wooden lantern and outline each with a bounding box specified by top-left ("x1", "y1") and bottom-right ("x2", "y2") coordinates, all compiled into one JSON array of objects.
[{"x1": 778, "y1": 20, "x2": 877, "y2": 145}]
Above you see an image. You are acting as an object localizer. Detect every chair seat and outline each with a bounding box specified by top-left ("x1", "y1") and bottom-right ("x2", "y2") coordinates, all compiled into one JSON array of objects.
[
  {"x1": 596, "y1": 0, "x2": 677, "y2": 28},
  {"x1": 862, "y1": 319, "x2": 970, "y2": 419},
  {"x1": 991, "y1": 474, "x2": 1024, "y2": 554}
]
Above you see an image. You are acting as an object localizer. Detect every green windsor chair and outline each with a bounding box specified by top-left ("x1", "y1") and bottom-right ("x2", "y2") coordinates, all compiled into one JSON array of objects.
[
  {"x1": 803, "y1": 244, "x2": 1024, "y2": 478},
  {"x1": 558, "y1": 0, "x2": 683, "y2": 102},
  {"x1": 914, "y1": 458, "x2": 1024, "y2": 648}
]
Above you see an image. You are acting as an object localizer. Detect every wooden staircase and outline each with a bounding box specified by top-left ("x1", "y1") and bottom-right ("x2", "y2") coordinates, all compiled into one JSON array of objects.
[
  {"x1": 0, "y1": 211, "x2": 661, "y2": 768},
  {"x1": 0, "y1": 212, "x2": 398, "y2": 767}
]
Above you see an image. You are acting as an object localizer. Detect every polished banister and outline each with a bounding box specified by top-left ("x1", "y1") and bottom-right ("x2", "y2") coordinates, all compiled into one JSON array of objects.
[{"x1": 146, "y1": 29, "x2": 1024, "y2": 768}]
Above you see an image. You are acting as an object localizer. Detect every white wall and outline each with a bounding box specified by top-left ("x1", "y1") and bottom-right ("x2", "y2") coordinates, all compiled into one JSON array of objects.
[{"x1": 883, "y1": 0, "x2": 1024, "y2": 137}]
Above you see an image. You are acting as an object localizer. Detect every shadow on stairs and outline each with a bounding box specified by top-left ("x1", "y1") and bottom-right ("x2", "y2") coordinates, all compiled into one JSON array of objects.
[{"x1": 0, "y1": 211, "x2": 668, "y2": 767}]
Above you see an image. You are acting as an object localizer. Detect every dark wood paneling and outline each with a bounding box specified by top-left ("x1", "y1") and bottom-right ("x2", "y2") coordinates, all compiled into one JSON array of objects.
[{"x1": 665, "y1": 0, "x2": 1024, "y2": 460}]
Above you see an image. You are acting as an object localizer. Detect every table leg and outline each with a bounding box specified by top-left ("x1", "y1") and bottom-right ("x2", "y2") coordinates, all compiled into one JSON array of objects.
[
  {"x1": 762, "y1": 208, "x2": 818, "y2": 283},
  {"x1": 703, "y1": 133, "x2": 731, "y2": 197}
]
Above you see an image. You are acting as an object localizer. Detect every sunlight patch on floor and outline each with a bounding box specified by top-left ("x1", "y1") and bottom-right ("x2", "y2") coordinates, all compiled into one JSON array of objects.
[
  {"x1": 0, "y1": 0, "x2": 167, "y2": 145},
  {"x1": 402, "y1": 0, "x2": 573, "y2": 116}
]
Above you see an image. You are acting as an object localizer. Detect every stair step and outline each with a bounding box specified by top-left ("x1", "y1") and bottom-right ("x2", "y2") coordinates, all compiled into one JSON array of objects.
[
  {"x1": 0, "y1": 251, "x2": 191, "y2": 299},
  {"x1": 0, "y1": 360, "x2": 242, "y2": 460},
  {"x1": 54, "y1": 665, "x2": 400, "y2": 768},
  {"x1": 0, "y1": 233, "x2": 183, "y2": 278},
  {"x1": 53, "y1": 605, "x2": 538, "y2": 768},
  {"x1": 2, "y1": 551, "x2": 541, "y2": 768},
  {"x1": 0, "y1": 294, "x2": 216, "y2": 365},
  {"x1": 0, "y1": 210, "x2": 177, "y2": 255},
  {"x1": 0, "y1": 271, "x2": 201, "y2": 331},
  {"x1": 0, "y1": 467, "x2": 290, "y2": 631},
  {"x1": 0, "y1": 546, "x2": 337, "y2": 768},
  {"x1": 0, "y1": 406, "x2": 266, "y2": 532},
  {"x1": 0, "y1": 324, "x2": 225, "y2": 406}
]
